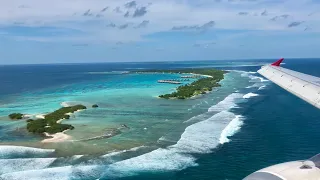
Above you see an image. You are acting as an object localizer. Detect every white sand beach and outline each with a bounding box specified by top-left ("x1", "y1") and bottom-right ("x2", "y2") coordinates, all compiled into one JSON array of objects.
[{"x1": 42, "y1": 131, "x2": 72, "y2": 143}]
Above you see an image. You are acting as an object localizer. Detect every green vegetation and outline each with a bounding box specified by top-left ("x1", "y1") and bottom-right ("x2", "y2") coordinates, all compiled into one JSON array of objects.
[
  {"x1": 134, "y1": 69, "x2": 226, "y2": 75},
  {"x1": 92, "y1": 104, "x2": 99, "y2": 108},
  {"x1": 9, "y1": 113, "x2": 24, "y2": 120},
  {"x1": 137, "y1": 69, "x2": 225, "y2": 99},
  {"x1": 25, "y1": 105, "x2": 86, "y2": 134}
]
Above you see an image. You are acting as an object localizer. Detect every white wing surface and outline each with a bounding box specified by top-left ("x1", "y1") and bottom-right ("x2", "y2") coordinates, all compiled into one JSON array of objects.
[{"x1": 258, "y1": 58, "x2": 320, "y2": 109}]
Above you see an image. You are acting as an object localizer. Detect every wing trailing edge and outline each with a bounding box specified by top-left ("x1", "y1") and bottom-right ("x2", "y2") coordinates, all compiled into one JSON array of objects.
[{"x1": 258, "y1": 58, "x2": 320, "y2": 109}]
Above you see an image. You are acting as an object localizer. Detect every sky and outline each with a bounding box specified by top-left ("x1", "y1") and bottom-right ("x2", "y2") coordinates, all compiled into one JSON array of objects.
[{"x1": 0, "y1": 0, "x2": 320, "y2": 64}]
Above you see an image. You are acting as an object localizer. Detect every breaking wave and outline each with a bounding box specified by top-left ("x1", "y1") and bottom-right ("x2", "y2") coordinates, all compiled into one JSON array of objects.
[
  {"x1": 0, "y1": 146, "x2": 55, "y2": 159},
  {"x1": 243, "y1": 93, "x2": 259, "y2": 99},
  {"x1": 232, "y1": 70, "x2": 270, "y2": 92},
  {"x1": 172, "y1": 111, "x2": 243, "y2": 153},
  {"x1": 208, "y1": 93, "x2": 243, "y2": 112},
  {"x1": 219, "y1": 115, "x2": 244, "y2": 144},
  {"x1": 258, "y1": 85, "x2": 266, "y2": 90},
  {"x1": 0, "y1": 158, "x2": 56, "y2": 174},
  {"x1": 101, "y1": 146, "x2": 149, "y2": 159},
  {"x1": 0, "y1": 165, "x2": 100, "y2": 180},
  {"x1": 97, "y1": 93, "x2": 246, "y2": 178},
  {"x1": 248, "y1": 75, "x2": 269, "y2": 82},
  {"x1": 106, "y1": 148, "x2": 197, "y2": 176}
]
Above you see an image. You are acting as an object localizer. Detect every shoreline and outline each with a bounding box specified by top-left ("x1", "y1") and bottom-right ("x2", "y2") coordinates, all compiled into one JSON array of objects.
[
  {"x1": 134, "y1": 71, "x2": 213, "y2": 78},
  {"x1": 42, "y1": 130, "x2": 72, "y2": 143},
  {"x1": 189, "y1": 73, "x2": 213, "y2": 78},
  {"x1": 149, "y1": 69, "x2": 225, "y2": 99},
  {"x1": 42, "y1": 109, "x2": 84, "y2": 142},
  {"x1": 135, "y1": 69, "x2": 226, "y2": 99}
]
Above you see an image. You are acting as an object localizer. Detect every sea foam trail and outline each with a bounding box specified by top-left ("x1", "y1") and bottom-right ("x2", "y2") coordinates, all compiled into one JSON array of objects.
[
  {"x1": 243, "y1": 93, "x2": 259, "y2": 99},
  {"x1": 0, "y1": 146, "x2": 55, "y2": 159}
]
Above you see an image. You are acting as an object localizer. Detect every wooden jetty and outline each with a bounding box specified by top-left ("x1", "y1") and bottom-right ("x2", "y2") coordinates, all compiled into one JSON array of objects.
[{"x1": 158, "y1": 80, "x2": 182, "y2": 84}]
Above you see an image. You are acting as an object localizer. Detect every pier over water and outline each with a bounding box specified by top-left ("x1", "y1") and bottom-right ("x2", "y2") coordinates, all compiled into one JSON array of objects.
[{"x1": 157, "y1": 80, "x2": 182, "y2": 84}]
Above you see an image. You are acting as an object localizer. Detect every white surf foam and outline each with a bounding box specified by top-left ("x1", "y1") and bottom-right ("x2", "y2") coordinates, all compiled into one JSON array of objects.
[
  {"x1": 227, "y1": 70, "x2": 257, "y2": 75},
  {"x1": 246, "y1": 85, "x2": 255, "y2": 89},
  {"x1": 230, "y1": 70, "x2": 268, "y2": 82},
  {"x1": 248, "y1": 75, "x2": 269, "y2": 82},
  {"x1": 219, "y1": 115, "x2": 244, "y2": 144},
  {"x1": 60, "y1": 101, "x2": 89, "y2": 107},
  {"x1": 0, "y1": 101, "x2": 246, "y2": 179},
  {"x1": 258, "y1": 85, "x2": 266, "y2": 90},
  {"x1": 183, "y1": 112, "x2": 210, "y2": 123},
  {"x1": 243, "y1": 93, "x2": 259, "y2": 99},
  {"x1": 108, "y1": 148, "x2": 197, "y2": 173},
  {"x1": 60, "y1": 102, "x2": 71, "y2": 107},
  {"x1": 102, "y1": 111, "x2": 243, "y2": 178},
  {"x1": 0, "y1": 164, "x2": 102, "y2": 180},
  {"x1": 101, "y1": 146, "x2": 148, "y2": 158},
  {"x1": 228, "y1": 70, "x2": 257, "y2": 78},
  {"x1": 71, "y1": 155, "x2": 84, "y2": 160},
  {"x1": 208, "y1": 93, "x2": 243, "y2": 112},
  {"x1": 0, "y1": 146, "x2": 55, "y2": 159},
  {"x1": 35, "y1": 114, "x2": 46, "y2": 119},
  {"x1": 157, "y1": 136, "x2": 175, "y2": 143},
  {"x1": 0, "y1": 158, "x2": 56, "y2": 174},
  {"x1": 172, "y1": 111, "x2": 241, "y2": 153},
  {"x1": 94, "y1": 91, "x2": 246, "y2": 177},
  {"x1": 0, "y1": 166, "x2": 71, "y2": 180},
  {"x1": 22, "y1": 114, "x2": 33, "y2": 118},
  {"x1": 101, "y1": 151, "x2": 124, "y2": 158}
]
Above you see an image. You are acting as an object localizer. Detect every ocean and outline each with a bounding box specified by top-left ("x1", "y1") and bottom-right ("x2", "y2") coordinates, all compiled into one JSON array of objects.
[{"x1": 0, "y1": 58, "x2": 319, "y2": 180}]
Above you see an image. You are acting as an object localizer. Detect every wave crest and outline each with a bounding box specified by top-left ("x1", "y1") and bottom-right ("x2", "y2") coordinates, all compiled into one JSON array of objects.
[
  {"x1": 243, "y1": 93, "x2": 259, "y2": 99},
  {"x1": 0, "y1": 146, "x2": 55, "y2": 159},
  {"x1": 219, "y1": 115, "x2": 244, "y2": 144},
  {"x1": 208, "y1": 93, "x2": 243, "y2": 112}
]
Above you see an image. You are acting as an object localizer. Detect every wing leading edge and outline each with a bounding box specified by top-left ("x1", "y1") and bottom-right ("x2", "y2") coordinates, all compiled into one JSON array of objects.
[{"x1": 258, "y1": 58, "x2": 320, "y2": 109}]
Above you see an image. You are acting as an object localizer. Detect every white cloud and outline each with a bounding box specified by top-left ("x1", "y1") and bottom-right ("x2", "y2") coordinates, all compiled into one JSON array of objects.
[{"x1": 0, "y1": 0, "x2": 319, "y2": 43}]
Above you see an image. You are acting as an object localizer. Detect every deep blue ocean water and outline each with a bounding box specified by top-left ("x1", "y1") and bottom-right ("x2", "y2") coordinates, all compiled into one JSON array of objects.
[{"x1": 0, "y1": 58, "x2": 319, "y2": 180}]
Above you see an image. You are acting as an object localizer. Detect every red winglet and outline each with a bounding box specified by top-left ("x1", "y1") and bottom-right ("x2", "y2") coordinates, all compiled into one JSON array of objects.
[{"x1": 271, "y1": 58, "x2": 284, "y2": 66}]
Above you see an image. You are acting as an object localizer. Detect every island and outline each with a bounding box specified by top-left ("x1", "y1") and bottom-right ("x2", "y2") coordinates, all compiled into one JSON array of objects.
[
  {"x1": 135, "y1": 69, "x2": 225, "y2": 99},
  {"x1": 8, "y1": 113, "x2": 24, "y2": 120},
  {"x1": 25, "y1": 105, "x2": 87, "y2": 134},
  {"x1": 92, "y1": 104, "x2": 99, "y2": 108}
]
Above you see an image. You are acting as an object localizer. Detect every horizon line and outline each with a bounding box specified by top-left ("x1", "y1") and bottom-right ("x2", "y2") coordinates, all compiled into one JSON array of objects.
[{"x1": 1, "y1": 57, "x2": 319, "y2": 66}]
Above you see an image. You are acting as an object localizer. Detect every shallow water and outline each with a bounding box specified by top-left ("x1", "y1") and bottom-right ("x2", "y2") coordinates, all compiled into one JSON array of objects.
[{"x1": 0, "y1": 59, "x2": 319, "y2": 179}]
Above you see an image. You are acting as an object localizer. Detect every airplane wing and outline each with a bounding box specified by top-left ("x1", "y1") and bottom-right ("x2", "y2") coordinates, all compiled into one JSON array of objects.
[{"x1": 258, "y1": 58, "x2": 320, "y2": 109}]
